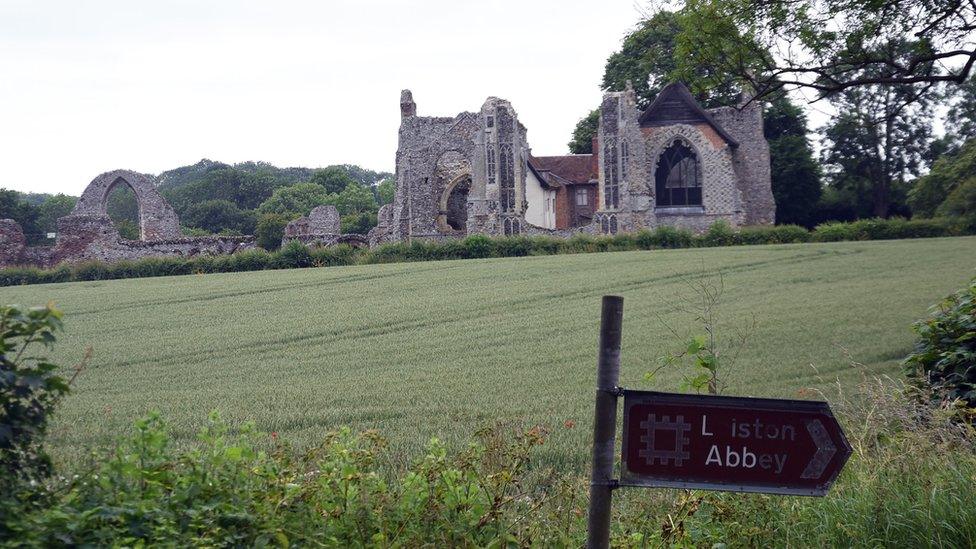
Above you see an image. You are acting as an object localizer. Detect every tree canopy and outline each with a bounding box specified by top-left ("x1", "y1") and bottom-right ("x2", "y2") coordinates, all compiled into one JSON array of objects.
[{"x1": 675, "y1": 0, "x2": 976, "y2": 102}]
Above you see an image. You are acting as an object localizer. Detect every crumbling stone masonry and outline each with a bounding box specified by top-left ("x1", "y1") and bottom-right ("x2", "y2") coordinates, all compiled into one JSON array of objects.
[
  {"x1": 370, "y1": 83, "x2": 774, "y2": 245},
  {"x1": 1, "y1": 170, "x2": 256, "y2": 269},
  {"x1": 281, "y1": 205, "x2": 368, "y2": 248}
]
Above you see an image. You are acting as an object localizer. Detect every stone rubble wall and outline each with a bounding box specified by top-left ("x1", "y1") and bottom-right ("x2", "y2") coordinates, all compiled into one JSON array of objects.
[{"x1": 708, "y1": 104, "x2": 775, "y2": 225}]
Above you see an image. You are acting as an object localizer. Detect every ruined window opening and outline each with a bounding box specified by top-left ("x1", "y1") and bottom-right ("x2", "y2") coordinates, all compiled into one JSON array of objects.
[
  {"x1": 609, "y1": 215, "x2": 618, "y2": 234},
  {"x1": 655, "y1": 139, "x2": 701, "y2": 207},
  {"x1": 576, "y1": 187, "x2": 589, "y2": 206},
  {"x1": 603, "y1": 137, "x2": 619, "y2": 209},
  {"x1": 620, "y1": 140, "x2": 629, "y2": 180},
  {"x1": 486, "y1": 115, "x2": 494, "y2": 128},
  {"x1": 600, "y1": 215, "x2": 609, "y2": 234},
  {"x1": 445, "y1": 177, "x2": 471, "y2": 231},
  {"x1": 486, "y1": 145, "x2": 496, "y2": 184},
  {"x1": 499, "y1": 143, "x2": 515, "y2": 213},
  {"x1": 106, "y1": 181, "x2": 140, "y2": 240}
]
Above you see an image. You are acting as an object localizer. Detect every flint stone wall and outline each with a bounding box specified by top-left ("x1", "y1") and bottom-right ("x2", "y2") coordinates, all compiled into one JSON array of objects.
[
  {"x1": 0, "y1": 219, "x2": 26, "y2": 267},
  {"x1": 73, "y1": 170, "x2": 181, "y2": 240},
  {"x1": 283, "y1": 205, "x2": 341, "y2": 238},
  {"x1": 51, "y1": 215, "x2": 254, "y2": 264}
]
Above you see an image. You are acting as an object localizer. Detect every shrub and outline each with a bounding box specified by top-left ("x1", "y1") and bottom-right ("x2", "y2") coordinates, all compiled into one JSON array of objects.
[
  {"x1": 649, "y1": 225, "x2": 694, "y2": 248},
  {"x1": 811, "y1": 221, "x2": 857, "y2": 242},
  {"x1": 492, "y1": 236, "x2": 532, "y2": 257},
  {"x1": 904, "y1": 277, "x2": 976, "y2": 411},
  {"x1": 462, "y1": 234, "x2": 492, "y2": 258},
  {"x1": 227, "y1": 249, "x2": 272, "y2": 272},
  {"x1": 273, "y1": 241, "x2": 314, "y2": 269},
  {"x1": 7, "y1": 414, "x2": 550, "y2": 547},
  {"x1": 255, "y1": 213, "x2": 291, "y2": 251},
  {"x1": 701, "y1": 219, "x2": 737, "y2": 247},
  {"x1": 0, "y1": 304, "x2": 70, "y2": 489},
  {"x1": 310, "y1": 245, "x2": 358, "y2": 267},
  {"x1": 737, "y1": 224, "x2": 811, "y2": 244}
]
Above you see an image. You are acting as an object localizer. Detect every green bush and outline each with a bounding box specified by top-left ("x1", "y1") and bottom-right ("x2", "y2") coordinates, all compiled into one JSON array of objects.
[
  {"x1": 0, "y1": 304, "x2": 69, "y2": 490},
  {"x1": 1, "y1": 216, "x2": 974, "y2": 287},
  {"x1": 255, "y1": 213, "x2": 291, "y2": 251},
  {"x1": 5, "y1": 414, "x2": 551, "y2": 547},
  {"x1": 462, "y1": 234, "x2": 493, "y2": 259},
  {"x1": 273, "y1": 241, "x2": 314, "y2": 269},
  {"x1": 650, "y1": 225, "x2": 695, "y2": 248},
  {"x1": 904, "y1": 277, "x2": 976, "y2": 411},
  {"x1": 701, "y1": 219, "x2": 737, "y2": 247}
]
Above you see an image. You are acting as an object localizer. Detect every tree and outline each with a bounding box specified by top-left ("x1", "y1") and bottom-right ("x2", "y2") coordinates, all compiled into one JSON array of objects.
[
  {"x1": 341, "y1": 212, "x2": 378, "y2": 235},
  {"x1": 0, "y1": 189, "x2": 41, "y2": 242},
  {"x1": 255, "y1": 213, "x2": 292, "y2": 251},
  {"x1": 376, "y1": 178, "x2": 395, "y2": 205},
  {"x1": 764, "y1": 97, "x2": 822, "y2": 226},
  {"x1": 322, "y1": 164, "x2": 392, "y2": 187},
  {"x1": 309, "y1": 167, "x2": 357, "y2": 195},
  {"x1": 182, "y1": 200, "x2": 257, "y2": 235},
  {"x1": 330, "y1": 183, "x2": 377, "y2": 215},
  {"x1": 36, "y1": 194, "x2": 76, "y2": 234},
  {"x1": 820, "y1": 42, "x2": 939, "y2": 218},
  {"x1": 568, "y1": 110, "x2": 599, "y2": 154},
  {"x1": 569, "y1": 8, "x2": 739, "y2": 153},
  {"x1": 675, "y1": 0, "x2": 976, "y2": 102},
  {"x1": 910, "y1": 138, "x2": 976, "y2": 218},
  {"x1": 257, "y1": 183, "x2": 332, "y2": 217}
]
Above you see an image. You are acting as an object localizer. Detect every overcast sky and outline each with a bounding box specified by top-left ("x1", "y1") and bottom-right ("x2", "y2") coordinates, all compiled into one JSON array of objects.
[{"x1": 0, "y1": 0, "x2": 649, "y2": 195}]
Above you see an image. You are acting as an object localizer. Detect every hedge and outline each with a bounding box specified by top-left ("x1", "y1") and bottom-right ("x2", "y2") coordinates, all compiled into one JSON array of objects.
[{"x1": 1, "y1": 217, "x2": 972, "y2": 287}]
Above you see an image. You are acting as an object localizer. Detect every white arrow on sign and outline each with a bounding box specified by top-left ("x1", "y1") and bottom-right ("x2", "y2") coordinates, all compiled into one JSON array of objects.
[{"x1": 800, "y1": 419, "x2": 837, "y2": 479}]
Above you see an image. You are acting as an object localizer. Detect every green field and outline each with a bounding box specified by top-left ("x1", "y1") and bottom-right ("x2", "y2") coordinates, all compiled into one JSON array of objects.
[{"x1": 2, "y1": 237, "x2": 974, "y2": 471}]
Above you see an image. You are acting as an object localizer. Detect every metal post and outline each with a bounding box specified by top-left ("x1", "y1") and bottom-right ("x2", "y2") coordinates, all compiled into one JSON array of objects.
[{"x1": 586, "y1": 295, "x2": 624, "y2": 549}]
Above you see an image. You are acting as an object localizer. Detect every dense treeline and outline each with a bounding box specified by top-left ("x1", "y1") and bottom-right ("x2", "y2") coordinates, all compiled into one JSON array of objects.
[
  {"x1": 2, "y1": 216, "x2": 971, "y2": 287},
  {"x1": 0, "y1": 160, "x2": 393, "y2": 246}
]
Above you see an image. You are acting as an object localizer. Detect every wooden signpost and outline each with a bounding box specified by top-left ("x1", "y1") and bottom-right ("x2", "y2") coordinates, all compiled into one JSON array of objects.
[{"x1": 586, "y1": 296, "x2": 852, "y2": 549}]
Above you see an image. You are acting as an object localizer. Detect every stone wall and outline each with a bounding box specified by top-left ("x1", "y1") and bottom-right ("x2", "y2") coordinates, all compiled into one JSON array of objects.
[
  {"x1": 709, "y1": 104, "x2": 775, "y2": 225},
  {"x1": 1, "y1": 170, "x2": 257, "y2": 269},
  {"x1": 281, "y1": 205, "x2": 369, "y2": 249},
  {"x1": 72, "y1": 170, "x2": 181, "y2": 240},
  {"x1": 0, "y1": 219, "x2": 26, "y2": 267}
]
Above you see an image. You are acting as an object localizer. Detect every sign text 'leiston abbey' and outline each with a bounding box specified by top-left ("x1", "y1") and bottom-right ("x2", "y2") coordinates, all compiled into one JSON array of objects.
[
  {"x1": 620, "y1": 391, "x2": 852, "y2": 496},
  {"x1": 585, "y1": 295, "x2": 854, "y2": 549}
]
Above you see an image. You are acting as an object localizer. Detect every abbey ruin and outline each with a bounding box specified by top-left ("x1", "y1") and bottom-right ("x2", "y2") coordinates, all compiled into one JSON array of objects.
[
  {"x1": 0, "y1": 82, "x2": 774, "y2": 269},
  {"x1": 368, "y1": 83, "x2": 773, "y2": 246}
]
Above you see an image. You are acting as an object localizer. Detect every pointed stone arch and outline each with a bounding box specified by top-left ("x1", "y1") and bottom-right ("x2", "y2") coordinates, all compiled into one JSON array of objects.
[{"x1": 72, "y1": 169, "x2": 180, "y2": 240}]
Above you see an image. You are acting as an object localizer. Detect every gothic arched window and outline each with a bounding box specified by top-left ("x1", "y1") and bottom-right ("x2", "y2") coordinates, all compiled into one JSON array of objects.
[
  {"x1": 499, "y1": 144, "x2": 515, "y2": 212},
  {"x1": 655, "y1": 139, "x2": 702, "y2": 207}
]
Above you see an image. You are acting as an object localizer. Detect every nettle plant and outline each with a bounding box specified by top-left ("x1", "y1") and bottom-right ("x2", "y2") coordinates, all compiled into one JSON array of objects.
[
  {"x1": 647, "y1": 271, "x2": 754, "y2": 395},
  {"x1": 0, "y1": 304, "x2": 79, "y2": 487},
  {"x1": 904, "y1": 277, "x2": 976, "y2": 413}
]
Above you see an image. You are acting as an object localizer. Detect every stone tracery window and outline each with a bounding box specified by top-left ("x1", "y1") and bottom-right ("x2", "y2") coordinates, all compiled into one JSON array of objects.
[
  {"x1": 603, "y1": 137, "x2": 619, "y2": 209},
  {"x1": 503, "y1": 217, "x2": 521, "y2": 236},
  {"x1": 499, "y1": 143, "x2": 515, "y2": 212},
  {"x1": 486, "y1": 145, "x2": 496, "y2": 184},
  {"x1": 620, "y1": 139, "x2": 629, "y2": 180},
  {"x1": 655, "y1": 139, "x2": 702, "y2": 207}
]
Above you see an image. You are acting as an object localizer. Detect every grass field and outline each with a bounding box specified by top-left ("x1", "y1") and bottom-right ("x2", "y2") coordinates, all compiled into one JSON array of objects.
[{"x1": 2, "y1": 237, "x2": 974, "y2": 471}]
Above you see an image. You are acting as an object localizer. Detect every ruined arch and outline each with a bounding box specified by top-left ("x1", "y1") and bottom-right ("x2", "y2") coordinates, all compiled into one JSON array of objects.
[
  {"x1": 432, "y1": 151, "x2": 472, "y2": 234},
  {"x1": 72, "y1": 170, "x2": 180, "y2": 240},
  {"x1": 439, "y1": 174, "x2": 472, "y2": 232}
]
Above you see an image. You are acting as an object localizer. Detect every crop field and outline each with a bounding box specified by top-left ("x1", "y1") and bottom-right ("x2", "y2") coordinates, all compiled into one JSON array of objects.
[{"x1": 2, "y1": 237, "x2": 974, "y2": 471}]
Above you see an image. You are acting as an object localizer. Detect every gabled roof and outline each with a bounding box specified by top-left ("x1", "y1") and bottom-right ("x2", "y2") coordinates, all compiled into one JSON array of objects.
[
  {"x1": 638, "y1": 82, "x2": 738, "y2": 147},
  {"x1": 526, "y1": 159, "x2": 559, "y2": 190},
  {"x1": 529, "y1": 155, "x2": 597, "y2": 185}
]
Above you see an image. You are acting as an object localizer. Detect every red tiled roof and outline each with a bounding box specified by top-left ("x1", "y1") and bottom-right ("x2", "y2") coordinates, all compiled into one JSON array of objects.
[{"x1": 529, "y1": 155, "x2": 597, "y2": 185}]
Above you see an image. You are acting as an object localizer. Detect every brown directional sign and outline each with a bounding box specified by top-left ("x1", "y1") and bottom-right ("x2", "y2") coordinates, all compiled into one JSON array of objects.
[{"x1": 621, "y1": 390, "x2": 852, "y2": 496}]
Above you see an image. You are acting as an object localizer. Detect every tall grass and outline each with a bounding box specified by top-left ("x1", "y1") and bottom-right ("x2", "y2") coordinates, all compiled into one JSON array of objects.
[{"x1": 0, "y1": 237, "x2": 973, "y2": 473}]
